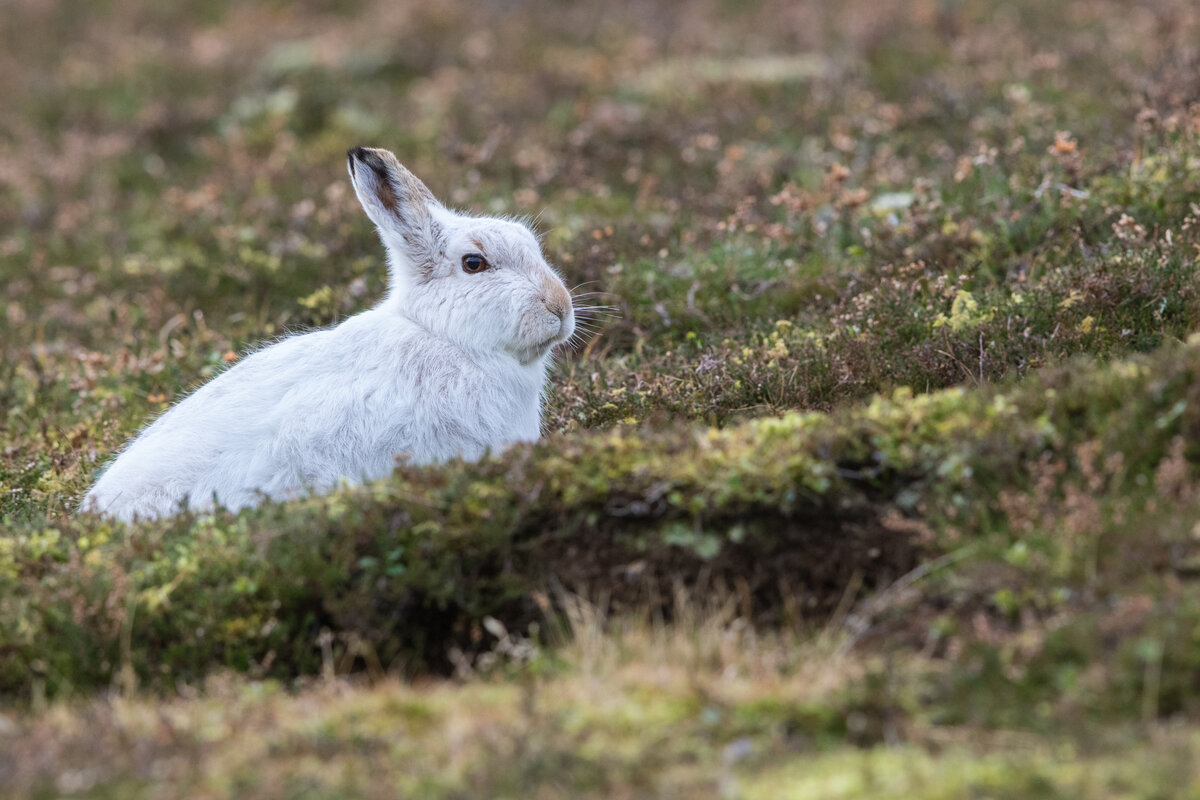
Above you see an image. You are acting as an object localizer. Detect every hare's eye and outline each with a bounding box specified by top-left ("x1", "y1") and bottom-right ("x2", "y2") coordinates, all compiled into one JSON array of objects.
[{"x1": 462, "y1": 254, "x2": 490, "y2": 274}]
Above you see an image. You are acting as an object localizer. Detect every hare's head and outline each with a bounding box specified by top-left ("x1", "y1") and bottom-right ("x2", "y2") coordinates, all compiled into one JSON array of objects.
[{"x1": 347, "y1": 146, "x2": 574, "y2": 365}]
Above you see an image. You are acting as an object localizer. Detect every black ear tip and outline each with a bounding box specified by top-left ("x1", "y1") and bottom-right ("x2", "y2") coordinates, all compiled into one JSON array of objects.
[{"x1": 348, "y1": 146, "x2": 392, "y2": 179}]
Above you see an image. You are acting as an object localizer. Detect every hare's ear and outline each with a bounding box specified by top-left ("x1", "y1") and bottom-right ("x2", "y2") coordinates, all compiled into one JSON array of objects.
[{"x1": 347, "y1": 146, "x2": 446, "y2": 284}]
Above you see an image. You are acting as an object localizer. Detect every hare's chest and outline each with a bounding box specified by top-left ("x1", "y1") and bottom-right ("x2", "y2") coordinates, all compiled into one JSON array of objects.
[
  {"x1": 439, "y1": 370, "x2": 541, "y2": 440},
  {"x1": 379, "y1": 358, "x2": 541, "y2": 463}
]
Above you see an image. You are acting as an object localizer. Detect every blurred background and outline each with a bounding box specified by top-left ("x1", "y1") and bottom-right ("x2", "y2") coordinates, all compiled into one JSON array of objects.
[{"x1": 5, "y1": 0, "x2": 1195, "y2": 351}]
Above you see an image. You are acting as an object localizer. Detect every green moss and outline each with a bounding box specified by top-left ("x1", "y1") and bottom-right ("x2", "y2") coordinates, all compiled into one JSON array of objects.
[
  {"x1": 742, "y1": 742, "x2": 1200, "y2": 800},
  {"x1": 1, "y1": 340, "x2": 1198, "y2": 699}
]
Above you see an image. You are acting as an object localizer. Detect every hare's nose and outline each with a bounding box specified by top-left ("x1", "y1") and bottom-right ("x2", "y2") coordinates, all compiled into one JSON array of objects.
[
  {"x1": 543, "y1": 297, "x2": 567, "y2": 321},
  {"x1": 541, "y1": 282, "x2": 572, "y2": 322}
]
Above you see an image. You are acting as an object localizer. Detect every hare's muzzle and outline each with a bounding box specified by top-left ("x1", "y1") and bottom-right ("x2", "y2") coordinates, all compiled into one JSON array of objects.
[
  {"x1": 540, "y1": 282, "x2": 574, "y2": 340},
  {"x1": 542, "y1": 279, "x2": 571, "y2": 317},
  {"x1": 543, "y1": 297, "x2": 567, "y2": 322}
]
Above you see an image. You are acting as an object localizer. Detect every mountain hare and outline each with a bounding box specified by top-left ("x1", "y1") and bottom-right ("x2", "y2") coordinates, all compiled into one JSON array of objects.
[{"x1": 82, "y1": 147, "x2": 576, "y2": 521}]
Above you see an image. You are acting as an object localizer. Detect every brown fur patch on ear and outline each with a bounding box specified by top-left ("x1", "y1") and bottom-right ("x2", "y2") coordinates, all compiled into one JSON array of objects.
[
  {"x1": 375, "y1": 178, "x2": 399, "y2": 215},
  {"x1": 354, "y1": 149, "x2": 401, "y2": 215}
]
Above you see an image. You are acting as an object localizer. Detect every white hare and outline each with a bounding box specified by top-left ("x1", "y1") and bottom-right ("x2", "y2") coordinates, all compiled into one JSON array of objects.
[{"x1": 82, "y1": 146, "x2": 575, "y2": 522}]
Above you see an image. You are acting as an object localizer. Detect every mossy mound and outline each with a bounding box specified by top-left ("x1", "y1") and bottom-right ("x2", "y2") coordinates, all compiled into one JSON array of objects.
[{"x1": 5, "y1": 339, "x2": 1198, "y2": 700}]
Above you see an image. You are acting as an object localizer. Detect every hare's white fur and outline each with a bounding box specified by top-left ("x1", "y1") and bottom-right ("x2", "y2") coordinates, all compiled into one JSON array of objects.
[{"x1": 82, "y1": 147, "x2": 574, "y2": 522}]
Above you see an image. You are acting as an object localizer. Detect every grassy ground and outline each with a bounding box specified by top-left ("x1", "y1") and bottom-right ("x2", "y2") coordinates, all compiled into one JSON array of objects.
[{"x1": 3, "y1": 0, "x2": 1200, "y2": 795}]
